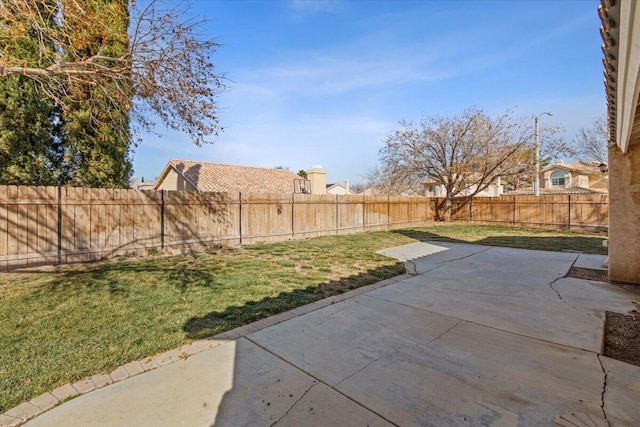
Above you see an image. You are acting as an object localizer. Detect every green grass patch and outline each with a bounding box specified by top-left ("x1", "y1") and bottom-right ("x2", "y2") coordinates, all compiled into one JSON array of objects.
[{"x1": 0, "y1": 224, "x2": 606, "y2": 411}]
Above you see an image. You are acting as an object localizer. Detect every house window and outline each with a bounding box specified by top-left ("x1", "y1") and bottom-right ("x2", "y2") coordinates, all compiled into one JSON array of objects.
[{"x1": 551, "y1": 171, "x2": 566, "y2": 186}]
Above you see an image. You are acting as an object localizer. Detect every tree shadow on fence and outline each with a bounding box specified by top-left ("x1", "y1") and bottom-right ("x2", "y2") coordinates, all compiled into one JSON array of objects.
[
  {"x1": 0, "y1": 185, "x2": 235, "y2": 272},
  {"x1": 182, "y1": 263, "x2": 406, "y2": 340}
]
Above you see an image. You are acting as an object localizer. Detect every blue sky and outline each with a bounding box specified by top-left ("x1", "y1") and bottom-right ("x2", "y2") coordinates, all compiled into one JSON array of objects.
[{"x1": 132, "y1": 0, "x2": 605, "y2": 186}]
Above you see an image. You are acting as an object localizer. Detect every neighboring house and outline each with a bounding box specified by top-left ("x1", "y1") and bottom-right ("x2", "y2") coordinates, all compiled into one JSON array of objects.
[
  {"x1": 423, "y1": 177, "x2": 503, "y2": 198},
  {"x1": 540, "y1": 160, "x2": 608, "y2": 192},
  {"x1": 131, "y1": 177, "x2": 156, "y2": 191},
  {"x1": 326, "y1": 182, "x2": 353, "y2": 195},
  {"x1": 154, "y1": 159, "x2": 307, "y2": 193},
  {"x1": 503, "y1": 186, "x2": 607, "y2": 196}
]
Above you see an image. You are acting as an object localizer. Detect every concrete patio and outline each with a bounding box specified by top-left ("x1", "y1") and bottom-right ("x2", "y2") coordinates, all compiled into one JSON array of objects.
[{"x1": 18, "y1": 242, "x2": 640, "y2": 426}]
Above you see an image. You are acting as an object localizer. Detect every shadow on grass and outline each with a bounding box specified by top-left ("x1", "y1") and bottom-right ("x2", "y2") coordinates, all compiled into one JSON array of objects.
[
  {"x1": 391, "y1": 229, "x2": 465, "y2": 244},
  {"x1": 391, "y1": 228, "x2": 607, "y2": 255},
  {"x1": 182, "y1": 263, "x2": 406, "y2": 340},
  {"x1": 477, "y1": 235, "x2": 607, "y2": 255},
  {"x1": 37, "y1": 259, "x2": 224, "y2": 298}
]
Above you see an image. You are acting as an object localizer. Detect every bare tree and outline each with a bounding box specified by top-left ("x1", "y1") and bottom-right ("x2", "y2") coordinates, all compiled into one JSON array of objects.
[
  {"x1": 573, "y1": 114, "x2": 608, "y2": 164},
  {"x1": 380, "y1": 108, "x2": 536, "y2": 221},
  {"x1": 365, "y1": 165, "x2": 416, "y2": 196},
  {"x1": 349, "y1": 182, "x2": 366, "y2": 194},
  {"x1": 0, "y1": 0, "x2": 226, "y2": 146}
]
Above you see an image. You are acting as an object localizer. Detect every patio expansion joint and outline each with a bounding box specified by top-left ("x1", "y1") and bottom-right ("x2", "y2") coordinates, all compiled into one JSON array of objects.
[
  {"x1": 434, "y1": 246, "x2": 492, "y2": 266},
  {"x1": 268, "y1": 382, "x2": 318, "y2": 427},
  {"x1": 368, "y1": 294, "x2": 600, "y2": 353},
  {"x1": 245, "y1": 336, "x2": 399, "y2": 427},
  {"x1": 417, "y1": 284, "x2": 527, "y2": 298},
  {"x1": 424, "y1": 319, "x2": 463, "y2": 346},
  {"x1": 596, "y1": 354, "x2": 610, "y2": 425},
  {"x1": 333, "y1": 320, "x2": 463, "y2": 389}
]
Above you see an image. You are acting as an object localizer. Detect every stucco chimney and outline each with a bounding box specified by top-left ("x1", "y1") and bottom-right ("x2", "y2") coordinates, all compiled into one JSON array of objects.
[{"x1": 307, "y1": 165, "x2": 327, "y2": 194}]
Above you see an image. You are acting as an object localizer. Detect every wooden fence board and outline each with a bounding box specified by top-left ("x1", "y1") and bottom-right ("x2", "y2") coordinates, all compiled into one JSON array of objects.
[
  {"x1": 454, "y1": 194, "x2": 609, "y2": 230},
  {"x1": 241, "y1": 193, "x2": 293, "y2": 244},
  {"x1": 364, "y1": 196, "x2": 389, "y2": 231},
  {"x1": 294, "y1": 194, "x2": 336, "y2": 237},
  {"x1": 337, "y1": 195, "x2": 364, "y2": 234}
]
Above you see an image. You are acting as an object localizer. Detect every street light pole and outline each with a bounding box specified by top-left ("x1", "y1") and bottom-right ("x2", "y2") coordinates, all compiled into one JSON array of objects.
[{"x1": 534, "y1": 112, "x2": 553, "y2": 196}]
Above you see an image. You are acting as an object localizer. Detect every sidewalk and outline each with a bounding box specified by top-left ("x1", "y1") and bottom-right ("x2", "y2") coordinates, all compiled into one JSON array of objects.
[{"x1": 6, "y1": 243, "x2": 640, "y2": 426}]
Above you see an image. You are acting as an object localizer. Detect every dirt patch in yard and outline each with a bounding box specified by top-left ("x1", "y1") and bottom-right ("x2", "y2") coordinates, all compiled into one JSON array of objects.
[
  {"x1": 566, "y1": 267, "x2": 640, "y2": 367},
  {"x1": 604, "y1": 312, "x2": 640, "y2": 367},
  {"x1": 566, "y1": 267, "x2": 609, "y2": 282}
]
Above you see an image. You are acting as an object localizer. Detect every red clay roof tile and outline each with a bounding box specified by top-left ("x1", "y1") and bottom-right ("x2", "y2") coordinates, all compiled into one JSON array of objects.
[{"x1": 168, "y1": 159, "x2": 301, "y2": 193}]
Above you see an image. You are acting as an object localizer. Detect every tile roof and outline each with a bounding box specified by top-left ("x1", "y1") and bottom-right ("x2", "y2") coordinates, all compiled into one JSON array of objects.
[
  {"x1": 543, "y1": 161, "x2": 603, "y2": 174},
  {"x1": 166, "y1": 159, "x2": 301, "y2": 193},
  {"x1": 504, "y1": 186, "x2": 608, "y2": 196},
  {"x1": 599, "y1": 0, "x2": 618, "y2": 149}
]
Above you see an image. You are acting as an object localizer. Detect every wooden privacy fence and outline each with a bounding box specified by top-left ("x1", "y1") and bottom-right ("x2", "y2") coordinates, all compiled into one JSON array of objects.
[
  {"x1": 0, "y1": 186, "x2": 609, "y2": 271},
  {"x1": 0, "y1": 186, "x2": 433, "y2": 270},
  {"x1": 450, "y1": 194, "x2": 609, "y2": 231}
]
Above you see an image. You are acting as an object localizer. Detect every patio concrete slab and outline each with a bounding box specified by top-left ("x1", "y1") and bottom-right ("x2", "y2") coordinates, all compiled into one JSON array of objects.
[
  {"x1": 376, "y1": 241, "x2": 450, "y2": 262},
  {"x1": 574, "y1": 253, "x2": 609, "y2": 271},
  {"x1": 368, "y1": 244, "x2": 625, "y2": 352},
  {"x1": 554, "y1": 277, "x2": 640, "y2": 315},
  {"x1": 20, "y1": 242, "x2": 640, "y2": 427},
  {"x1": 25, "y1": 338, "x2": 323, "y2": 427},
  {"x1": 600, "y1": 356, "x2": 640, "y2": 425},
  {"x1": 274, "y1": 383, "x2": 393, "y2": 427},
  {"x1": 249, "y1": 294, "x2": 460, "y2": 386},
  {"x1": 367, "y1": 279, "x2": 605, "y2": 351},
  {"x1": 335, "y1": 321, "x2": 606, "y2": 426}
]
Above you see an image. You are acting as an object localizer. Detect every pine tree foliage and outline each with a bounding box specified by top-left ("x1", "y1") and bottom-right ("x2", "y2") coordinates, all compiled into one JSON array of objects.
[
  {"x1": 1, "y1": 0, "x2": 226, "y2": 148},
  {"x1": 57, "y1": 0, "x2": 133, "y2": 188},
  {"x1": 0, "y1": 1, "x2": 58, "y2": 185}
]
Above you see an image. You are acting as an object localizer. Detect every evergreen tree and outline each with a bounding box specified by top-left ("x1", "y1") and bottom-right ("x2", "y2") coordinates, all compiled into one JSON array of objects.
[
  {"x1": 0, "y1": 2, "x2": 58, "y2": 185},
  {"x1": 2, "y1": 0, "x2": 225, "y2": 187},
  {"x1": 58, "y1": 0, "x2": 132, "y2": 188}
]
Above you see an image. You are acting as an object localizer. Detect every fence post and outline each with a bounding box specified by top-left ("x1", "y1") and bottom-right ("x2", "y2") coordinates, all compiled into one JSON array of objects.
[
  {"x1": 238, "y1": 192, "x2": 243, "y2": 245},
  {"x1": 362, "y1": 194, "x2": 366, "y2": 231},
  {"x1": 57, "y1": 186, "x2": 62, "y2": 265},
  {"x1": 292, "y1": 193, "x2": 296, "y2": 238},
  {"x1": 387, "y1": 195, "x2": 391, "y2": 230},
  {"x1": 160, "y1": 190, "x2": 165, "y2": 249},
  {"x1": 469, "y1": 199, "x2": 473, "y2": 223},
  {"x1": 512, "y1": 196, "x2": 516, "y2": 226},
  {"x1": 568, "y1": 195, "x2": 571, "y2": 230},
  {"x1": 335, "y1": 194, "x2": 339, "y2": 234}
]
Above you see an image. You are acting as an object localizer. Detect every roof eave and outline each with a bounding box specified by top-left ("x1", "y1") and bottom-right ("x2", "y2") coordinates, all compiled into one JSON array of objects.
[
  {"x1": 601, "y1": 0, "x2": 640, "y2": 153},
  {"x1": 154, "y1": 160, "x2": 201, "y2": 191}
]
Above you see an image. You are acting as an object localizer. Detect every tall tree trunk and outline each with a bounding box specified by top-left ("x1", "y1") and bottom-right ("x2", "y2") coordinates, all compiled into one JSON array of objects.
[{"x1": 443, "y1": 195, "x2": 452, "y2": 222}]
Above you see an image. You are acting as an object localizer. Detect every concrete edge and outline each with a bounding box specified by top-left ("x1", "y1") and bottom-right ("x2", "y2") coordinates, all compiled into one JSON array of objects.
[{"x1": 0, "y1": 273, "x2": 406, "y2": 427}]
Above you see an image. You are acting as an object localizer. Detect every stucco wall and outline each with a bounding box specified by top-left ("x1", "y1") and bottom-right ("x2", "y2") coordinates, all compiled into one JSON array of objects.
[
  {"x1": 156, "y1": 169, "x2": 197, "y2": 192},
  {"x1": 327, "y1": 185, "x2": 348, "y2": 195},
  {"x1": 307, "y1": 168, "x2": 327, "y2": 195},
  {"x1": 608, "y1": 143, "x2": 640, "y2": 283}
]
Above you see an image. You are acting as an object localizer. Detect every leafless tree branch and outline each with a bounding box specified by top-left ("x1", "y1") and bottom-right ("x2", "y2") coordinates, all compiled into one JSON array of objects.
[
  {"x1": 573, "y1": 114, "x2": 608, "y2": 164},
  {"x1": 0, "y1": 0, "x2": 226, "y2": 146}
]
